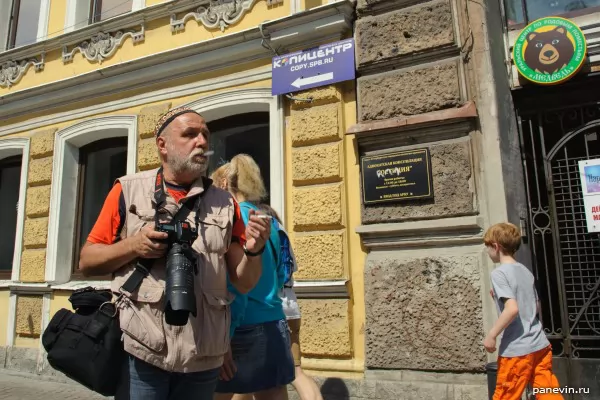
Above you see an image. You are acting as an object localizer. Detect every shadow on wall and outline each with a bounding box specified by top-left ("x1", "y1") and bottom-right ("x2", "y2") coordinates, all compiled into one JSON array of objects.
[{"x1": 320, "y1": 377, "x2": 350, "y2": 400}]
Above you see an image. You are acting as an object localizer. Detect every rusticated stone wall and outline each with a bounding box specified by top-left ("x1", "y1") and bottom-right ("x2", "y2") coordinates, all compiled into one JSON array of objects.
[
  {"x1": 354, "y1": 0, "x2": 488, "y2": 379},
  {"x1": 286, "y1": 85, "x2": 352, "y2": 357},
  {"x1": 21, "y1": 128, "x2": 56, "y2": 283},
  {"x1": 137, "y1": 102, "x2": 171, "y2": 171}
]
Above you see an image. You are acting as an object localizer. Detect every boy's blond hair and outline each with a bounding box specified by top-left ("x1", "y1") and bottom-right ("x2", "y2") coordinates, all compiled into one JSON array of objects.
[{"x1": 483, "y1": 222, "x2": 521, "y2": 255}]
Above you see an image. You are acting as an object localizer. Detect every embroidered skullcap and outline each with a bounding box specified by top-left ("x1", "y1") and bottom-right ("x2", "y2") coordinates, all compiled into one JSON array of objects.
[{"x1": 154, "y1": 106, "x2": 203, "y2": 137}]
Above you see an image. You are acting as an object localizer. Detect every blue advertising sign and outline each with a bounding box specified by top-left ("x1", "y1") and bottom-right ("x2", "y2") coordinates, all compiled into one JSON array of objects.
[{"x1": 271, "y1": 38, "x2": 356, "y2": 96}]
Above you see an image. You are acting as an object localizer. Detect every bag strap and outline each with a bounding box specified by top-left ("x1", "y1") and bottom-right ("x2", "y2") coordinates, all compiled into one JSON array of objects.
[{"x1": 120, "y1": 259, "x2": 153, "y2": 294}]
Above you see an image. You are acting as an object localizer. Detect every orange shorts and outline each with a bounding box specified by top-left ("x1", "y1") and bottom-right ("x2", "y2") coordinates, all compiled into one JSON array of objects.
[
  {"x1": 493, "y1": 345, "x2": 563, "y2": 400},
  {"x1": 287, "y1": 318, "x2": 301, "y2": 367}
]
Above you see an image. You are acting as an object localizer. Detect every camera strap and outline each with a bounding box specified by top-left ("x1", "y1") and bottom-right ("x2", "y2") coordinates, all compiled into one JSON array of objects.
[{"x1": 153, "y1": 167, "x2": 206, "y2": 232}]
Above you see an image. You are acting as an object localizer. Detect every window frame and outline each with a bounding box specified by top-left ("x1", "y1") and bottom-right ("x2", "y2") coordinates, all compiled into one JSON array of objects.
[
  {"x1": 505, "y1": 0, "x2": 600, "y2": 30},
  {"x1": 0, "y1": 137, "x2": 29, "y2": 285},
  {"x1": 71, "y1": 136, "x2": 128, "y2": 280},
  {"x1": 45, "y1": 116, "x2": 137, "y2": 287},
  {"x1": 0, "y1": 155, "x2": 23, "y2": 280},
  {"x1": 3, "y1": 0, "x2": 50, "y2": 50}
]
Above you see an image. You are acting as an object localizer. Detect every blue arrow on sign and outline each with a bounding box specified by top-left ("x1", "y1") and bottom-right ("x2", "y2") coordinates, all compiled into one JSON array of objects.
[{"x1": 271, "y1": 39, "x2": 355, "y2": 96}]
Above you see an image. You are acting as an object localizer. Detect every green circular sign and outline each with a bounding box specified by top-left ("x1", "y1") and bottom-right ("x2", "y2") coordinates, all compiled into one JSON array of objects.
[{"x1": 513, "y1": 16, "x2": 587, "y2": 85}]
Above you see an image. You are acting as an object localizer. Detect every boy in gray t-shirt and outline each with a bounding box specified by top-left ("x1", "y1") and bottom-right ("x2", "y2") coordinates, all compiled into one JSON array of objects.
[{"x1": 483, "y1": 223, "x2": 563, "y2": 399}]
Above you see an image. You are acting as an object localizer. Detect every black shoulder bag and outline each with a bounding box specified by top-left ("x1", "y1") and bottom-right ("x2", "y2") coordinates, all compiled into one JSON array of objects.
[{"x1": 41, "y1": 261, "x2": 152, "y2": 396}]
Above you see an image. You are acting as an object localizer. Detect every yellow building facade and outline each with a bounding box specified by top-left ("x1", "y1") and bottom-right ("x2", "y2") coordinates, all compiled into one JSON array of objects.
[{"x1": 0, "y1": 0, "x2": 364, "y2": 384}]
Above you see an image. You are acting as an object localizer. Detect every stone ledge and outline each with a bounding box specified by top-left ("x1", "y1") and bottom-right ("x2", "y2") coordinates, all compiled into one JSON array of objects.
[
  {"x1": 356, "y1": 215, "x2": 484, "y2": 250},
  {"x1": 357, "y1": 0, "x2": 431, "y2": 16},
  {"x1": 348, "y1": 101, "x2": 477, "y2": 136}
]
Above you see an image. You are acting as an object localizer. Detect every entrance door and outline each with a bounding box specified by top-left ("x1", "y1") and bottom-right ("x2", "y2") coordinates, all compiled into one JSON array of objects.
[
  {"x1": 207, "y1": 112, "x2": 271, "y2": 203},
  {"x1": 518, "y1": 101, "x2": 600, "y2": 399}
]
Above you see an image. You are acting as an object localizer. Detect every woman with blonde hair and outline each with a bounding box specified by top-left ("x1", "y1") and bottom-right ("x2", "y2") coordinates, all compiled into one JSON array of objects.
[{"x1": 211, "y1": 154, "x2": 295, "y2": 400}]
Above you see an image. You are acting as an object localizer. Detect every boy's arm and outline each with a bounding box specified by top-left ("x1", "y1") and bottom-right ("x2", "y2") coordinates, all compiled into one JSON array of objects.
[{"x1": 484, "y1": 271, "x2": 519, "y2": 353}]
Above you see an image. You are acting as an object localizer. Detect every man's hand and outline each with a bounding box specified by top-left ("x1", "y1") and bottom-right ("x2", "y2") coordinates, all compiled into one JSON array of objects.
[
  {"x1": 483, "y1": 334, "x2": 497, "y2": 353},
  {"x1": 129, "y1": 225, "x2": 169, "y2": 258},
  {"x1": 219, "y1": 346, "x2": 236, "y2": 381},
  {"x1": 244, "y1": 209, "x2": 271, "y2": 253}
]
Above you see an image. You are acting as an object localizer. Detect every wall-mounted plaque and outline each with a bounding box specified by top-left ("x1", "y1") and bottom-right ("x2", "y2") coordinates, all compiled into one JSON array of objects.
[{"x1": 361, "y1": 148, "x2": 433, "y2": 205}]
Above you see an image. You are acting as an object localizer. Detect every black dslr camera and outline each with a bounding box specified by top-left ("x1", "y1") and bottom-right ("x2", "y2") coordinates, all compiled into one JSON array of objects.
[{"x1": 156, "y1": 221, "x2": 199, "y2": 326}]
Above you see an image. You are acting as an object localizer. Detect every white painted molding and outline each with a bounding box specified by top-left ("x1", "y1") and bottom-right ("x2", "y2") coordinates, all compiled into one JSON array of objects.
[
  {"x1": 291, "y1": 0, "x2": 301, "y2": 13},
  {"x1": 62, "y1": 24, "x2": 145, "y2": 64},
  {"x1": 0, "y1": 1, "x2": 353, "y2": 120},
  {"x1": 64, "y1": 0, "x2": 78, "y2": 34},
  {"x1": 132, "y1": 0, "x2": 146, "y2": 11},
  {"x1": 0, "y1": 137, "x2": 30, "y2": 283},
  {"x1": 0, "y1": 66, "x2": 271, "y2": 137},
  {"x1": 171, "y1": 0, "x2": 257, "y2": 33},
  {"x1": 37, "y1": 0, "x2": 52, "y2": 42},
  {"x1": 180, "y1": 87, "x2": 286, "y2": 223},
  {"x1": 6, "y1": 292, "x2": 16, "y2": 346},
  {"x1": 45, "y1": 115, "x2": 138, "y2": 285}
]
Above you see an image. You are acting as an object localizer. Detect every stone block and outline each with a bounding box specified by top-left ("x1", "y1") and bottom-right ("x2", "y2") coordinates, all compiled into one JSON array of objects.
[
  {"x1": 30, "y1": 129, "x2": 56, "y2": 159},
  {"x1": 15, "y1": 296, "x2": 43, "y2": 337},
  {"x1": 293, "y1": 184, "x2": 343, "y2": 230},
  {"x1": 138, "y1": 102, "x2": 172, "y2": 139},
  {"x1": 20, "y1": 249, "x2": 46, "y2": 283},
  {"x1": 292, "y1": 142, "x2": 341, "y2": 184},
  {"x1": 293, "y1": 232, "x2": 344, "y2": 279},
  {"x1": 298, "y1": 299, "x2": 351, "y2": 356},
  {"x1": 5, "y1": 346, "x2": 39, "y2": 374},
  {"x1": 23, "y1": 217, "x2": 48, "y2": 249},
  {"x1": 356, "y1": 0, "x2": 455, "y2": 68},
  {"x1": 290, "y1": 104, "x2": 340, "y2": 147},
  {"x1": 364, "y1": 254, "x2": 485, "y2": 371},
  {"x1": 27, "y1": 157, "x2": 53, "y2": 186},
  {"x1": 454, "y1": 385, "x2": 489, "y2": 400},
  {"x1": 362, "y1": 141, "x2": 475, "y2": 223},
  {"x1": 26, "y1": 186, "x2": 51, "y2": 218},
  {"x1": 290, "y1": 85, "x2": 340, "y2": 110},
  {"x1": 0, "y1": 346, "x2": 6, "y2": 368},
  {"x1": 358, "y1": 62, "x2": 461, "y2": 121},
  {"x1": 137, "y1": 137, "x2": 160, "y2": 171}
]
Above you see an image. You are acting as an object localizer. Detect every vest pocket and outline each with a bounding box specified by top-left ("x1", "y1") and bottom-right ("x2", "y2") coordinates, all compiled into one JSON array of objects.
[
  {"x1": 194, "y1": 214, "x2": 230, "y2": 254},
  {"x1": 195, "y1": 291, "x2": 232, "y2": 357},
  {"x1": 120, "y1": 285, "x2": 166, "y2": 353}
]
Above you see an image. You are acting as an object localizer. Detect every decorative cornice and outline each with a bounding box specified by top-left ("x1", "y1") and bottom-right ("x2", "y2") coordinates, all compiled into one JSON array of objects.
[
  {"x1": 171, "y1": 0, "x2": 258, "y2": 33},
  {"x1": 62, "y1": 24, "x2": 145, "y2": 63},
  {"x1": 293, "y1": 280, "x2": 349, "y2": 299},
  {"x1": 0, "y1": 54, "x2": 45, "y2": 88}
]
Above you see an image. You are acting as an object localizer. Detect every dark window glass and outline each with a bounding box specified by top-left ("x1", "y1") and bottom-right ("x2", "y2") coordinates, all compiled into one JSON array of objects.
[
  {"x1": 7, "y1": 0, "x2": 42, "y2": 49},
  {"x1": 0, "y1": 155, "x2": 22, "y2": 279},
  {"x1": 207, "y1": 112, "x2": 271, "y2": 204},
  {"x1": 72, "y1": 137, "x2": 127, "y2": 276},
  {"x1": 505, "y1": 0, "x2": 600, "y2": 28},
  {"x1": 90, "y1": 0, "x2": 133, "y2": 23}
]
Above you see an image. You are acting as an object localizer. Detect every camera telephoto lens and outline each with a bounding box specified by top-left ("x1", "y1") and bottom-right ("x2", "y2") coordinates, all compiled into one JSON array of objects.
[{"x1": 164, "y1": 243, "x2": 197, "y2": 326}]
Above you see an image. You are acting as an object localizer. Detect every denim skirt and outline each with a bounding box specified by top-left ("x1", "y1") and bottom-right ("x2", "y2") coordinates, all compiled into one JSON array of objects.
[{"x1": 215, "y1": 319, "x2": 296, "y2": 394}]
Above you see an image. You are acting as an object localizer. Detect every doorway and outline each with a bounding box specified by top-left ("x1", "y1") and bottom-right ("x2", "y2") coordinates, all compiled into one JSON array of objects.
[{"x1": 515, "y1": 79, "x2": 600, "y2": 399}]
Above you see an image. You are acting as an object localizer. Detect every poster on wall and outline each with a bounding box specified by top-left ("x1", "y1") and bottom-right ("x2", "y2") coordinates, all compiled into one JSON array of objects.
[
  {"x1": 579, "y1": 159, "x2": 600, "y2": 233},
  {"x1": 513, "y1": 16, "x2": 587, "y2": 85}
]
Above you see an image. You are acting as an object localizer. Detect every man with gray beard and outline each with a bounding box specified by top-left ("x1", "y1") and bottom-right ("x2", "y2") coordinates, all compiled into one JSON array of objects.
[{"x1": 78, "y1": 107, "x2": 270, "y2": 400}]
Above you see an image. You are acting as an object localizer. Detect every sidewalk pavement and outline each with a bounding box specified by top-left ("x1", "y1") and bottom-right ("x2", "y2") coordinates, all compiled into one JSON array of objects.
[{"x1": 0, "y1": 370, "x2": 108, "y2": 400}]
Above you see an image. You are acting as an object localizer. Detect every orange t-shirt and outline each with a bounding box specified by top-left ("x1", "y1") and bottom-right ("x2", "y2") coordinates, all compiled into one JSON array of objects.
[{"x1": 87, "y1": 181, "x2": 246, "y2": 246}]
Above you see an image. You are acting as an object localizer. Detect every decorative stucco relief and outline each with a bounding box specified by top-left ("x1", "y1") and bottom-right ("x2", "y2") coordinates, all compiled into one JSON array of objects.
[
  {"x1": 62, "y1": 24, "x2": 145, "y2": 64},
  {"x1": 0, "y1": 54, "x2": 45, "y2": 88},
  {"x1": 170, "y1": 0, "x2": 262, "y2": 33}
]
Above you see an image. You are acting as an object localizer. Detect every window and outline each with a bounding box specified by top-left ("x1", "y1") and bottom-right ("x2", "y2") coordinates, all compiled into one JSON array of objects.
[
  {"x1": 505, "y1": 0, "x2": 600, "y2": 28},
  {"x1": 3, "y1": 0, "x2": 42, "y2": 50},
  {"x1": 0, "y1": 155, "x2": 22, "y2": 279},
  {"x1": 72, "y1": 137, "x2": 127, "y2": 277},
  {"x1": 90, "y1": 0, "x2": 133, "y2": 24},
  {"x1": 207, "y1": 112, "x2": 271, "y2": 203}
]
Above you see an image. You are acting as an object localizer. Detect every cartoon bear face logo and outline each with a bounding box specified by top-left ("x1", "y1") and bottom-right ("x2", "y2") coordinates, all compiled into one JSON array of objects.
[{"x1": 524, "y1": 26, "x2": 574, "y2": 74}]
